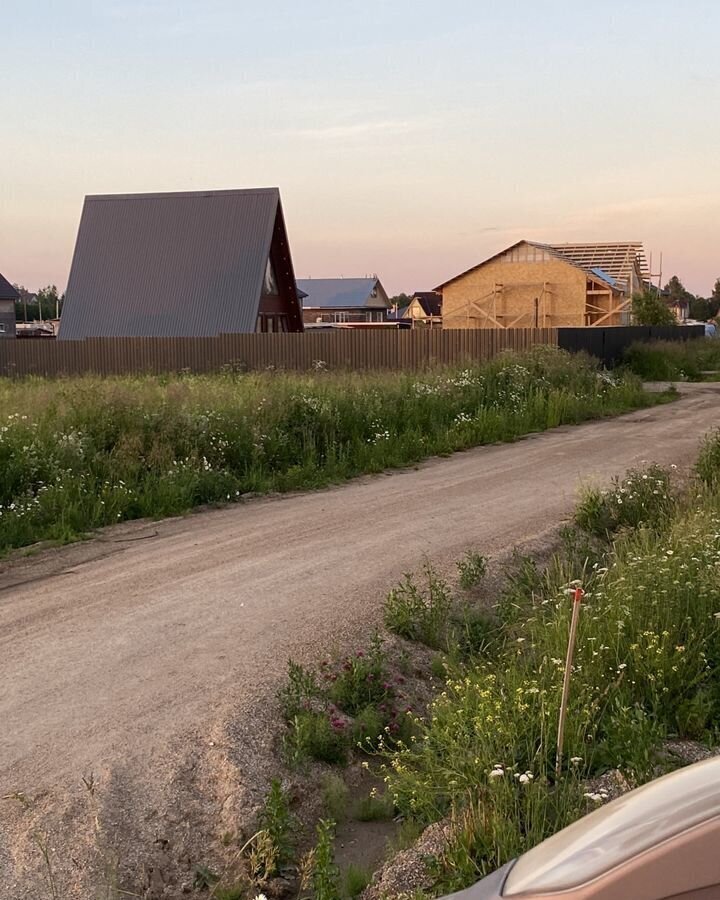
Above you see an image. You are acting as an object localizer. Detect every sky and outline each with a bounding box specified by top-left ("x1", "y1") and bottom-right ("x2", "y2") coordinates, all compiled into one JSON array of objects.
[{"x1": 2, "y1": 0, "x2": 720, "y2": 297}]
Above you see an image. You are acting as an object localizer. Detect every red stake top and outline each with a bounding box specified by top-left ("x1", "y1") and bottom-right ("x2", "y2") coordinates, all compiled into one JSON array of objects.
[{"x1": 573, "y1": 587, "x2": 585, "y2": 603}]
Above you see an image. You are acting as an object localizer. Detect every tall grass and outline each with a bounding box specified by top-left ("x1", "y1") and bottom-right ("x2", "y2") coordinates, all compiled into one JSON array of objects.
[
  {"x1": 0, "y1": 349, "x2": 653, "y2": 553},
  {"x1": 381, "y1": 452, "x2": 720, "y2": 892},
  {"x1": 624, "y1": 338, "x2": 720, "y2": 381}
]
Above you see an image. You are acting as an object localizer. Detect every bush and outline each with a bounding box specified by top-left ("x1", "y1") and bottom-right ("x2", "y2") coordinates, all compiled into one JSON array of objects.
[
  {"x1": 624, "y1": 338, "x2": 720, "y2": 381},
  {"x1": 327, "y1": 638, "x2": 393, "y2": 716},
  {"x1": 631, "y1": 290, "x2": 676, "y2": 326}
]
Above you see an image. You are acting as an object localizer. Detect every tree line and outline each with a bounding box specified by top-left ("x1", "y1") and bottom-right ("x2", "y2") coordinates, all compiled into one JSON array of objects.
[
  {"x1": 633, "y1": 276, "x2": 720, "y2": 327},
  {"x1": 13, "y1": 284, "x2": 64, "y2": 323}
]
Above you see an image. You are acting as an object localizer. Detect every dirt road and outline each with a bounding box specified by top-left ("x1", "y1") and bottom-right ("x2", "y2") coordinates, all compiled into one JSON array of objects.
[{"x1": 2, "y1": 383, "x2": 719, "y2": 897}]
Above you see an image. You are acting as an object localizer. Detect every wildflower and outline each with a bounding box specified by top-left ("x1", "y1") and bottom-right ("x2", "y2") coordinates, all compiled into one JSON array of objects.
[
  {"x1": 519, "y1": 772, "x2": 533, "y2": 785},
  {"x1": 489, "y1": 767, "x2": 504, "y2": 780},
  {"x1": 570, "y1": 757, "x2": 583, "y2": 765},
  {"x1": 584, "y1": 792, "x2": 604, "y2": 803}
]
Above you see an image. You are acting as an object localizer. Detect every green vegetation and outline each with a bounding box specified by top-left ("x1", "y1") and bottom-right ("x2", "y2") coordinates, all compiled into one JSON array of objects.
[
  {"x1": 311, "y1": 820, "x2": 340, "y2": 900},
  {"x1": 342, "y1": 864, "x2": 372, "y2": 899},
  {"x1": 575, "y1": 464, "x2": 675, "y2": 536},
  {"x1": 624, "y1": 337, "x2": 720, "y2": 381},
  {"x1": 456, "y1": 550, "x2": 487, "y2": 590},
  {"x1": 631, "y1": 289, "x2": 676, "y2": 326},
  {"x1": 278, "y1": 636, "x2": 410, "y2": 766},
  {"x1": 378, "y1": 447, "x2": 720, "y2": 893},
  {"x1": 0, "y1": 349, "x2": 657, "y2": 553}
]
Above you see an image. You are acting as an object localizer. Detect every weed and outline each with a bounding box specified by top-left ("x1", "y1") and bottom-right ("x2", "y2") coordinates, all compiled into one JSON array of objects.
[
  {"x1": 327, "y1": 637, "x2": 393, "y2": 716},
  {"x1": 312, "y1": 820, "x2": 341, "y2": 900},
  {"x1": 256, "y1": 779, "x2": 295, "y2": 877},
  {"x1": 278, "y1": 660, "x2": 321, "y2": 720},
  {"x1": 696, "y1": 429, "x2": 720, "y2": 487},
  {"x1": 575, "y1": 464, "x2": 675, "y2": 537},
  {"x1": 322, "y1": 775, "x2": 350, "y2": 822},
  {"x1": 457, "y1": 551, "x2": 487, "y2": 590},
  {"x1": 384, "y1": 564, "x2": 453, "y2": 650},
  {"x1": 284, "y1": 711, "x2": 349, "y2": 766},
  {"x1": 354, "y1": 791, "x2": 395, "y2": 822},
  {"x1": 193, "y1": 863, "x2": 220, "y2": 890},
  {"x1": 343, "y1": 864, "x2": 372, "y2": 899}
]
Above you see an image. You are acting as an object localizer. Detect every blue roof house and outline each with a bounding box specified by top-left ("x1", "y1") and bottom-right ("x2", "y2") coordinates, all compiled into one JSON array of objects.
[{"x1": 297, "y1": 276, "x2": 390, "y2": 324}]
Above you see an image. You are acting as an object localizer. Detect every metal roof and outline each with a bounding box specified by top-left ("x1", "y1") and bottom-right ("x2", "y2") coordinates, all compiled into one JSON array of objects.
[
  {"x1": 412, "y1": 292, "x2": 442, "y2": 317},
  {"x1": 0, "y1": 272, "x2": 20, "y2": 301},
  {"x1": 297, "y1": 277, "x2": 389, "y2": 309},
  {"x1": 59, "y1": 188, "x2": 285, "y2": 339}
]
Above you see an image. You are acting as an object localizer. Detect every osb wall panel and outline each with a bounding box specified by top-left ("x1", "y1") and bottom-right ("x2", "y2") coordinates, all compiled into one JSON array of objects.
[{"x1": 442, "y1": 257, "x2": 587, "y2": 329}]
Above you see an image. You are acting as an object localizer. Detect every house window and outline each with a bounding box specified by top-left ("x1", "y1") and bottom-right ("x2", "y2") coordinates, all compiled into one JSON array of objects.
[{"x1": 262, "y1": 256, "x2": 279, "y2": 296}]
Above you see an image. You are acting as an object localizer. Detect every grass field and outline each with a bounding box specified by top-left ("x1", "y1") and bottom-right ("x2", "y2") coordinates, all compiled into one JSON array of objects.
[{"x1": 0, "y1": 348, "x2": 657, "y2": 554}]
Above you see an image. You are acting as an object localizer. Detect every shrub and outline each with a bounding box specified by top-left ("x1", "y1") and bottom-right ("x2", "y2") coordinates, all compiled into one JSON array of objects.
[
  {"x1": 575, "y1": 465, "x2": 674, "y2": 536},
  {"x1": 457, "y1": 551, "x2": 487, "y2": 590}
]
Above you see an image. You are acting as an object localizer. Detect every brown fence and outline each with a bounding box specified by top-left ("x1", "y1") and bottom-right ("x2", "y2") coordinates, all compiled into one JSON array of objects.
[{"x1": 0, "y1": 329, "x2": 558, "y2": 377}]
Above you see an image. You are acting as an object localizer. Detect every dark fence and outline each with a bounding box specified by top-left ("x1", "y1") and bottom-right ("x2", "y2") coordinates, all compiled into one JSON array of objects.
[
  {"x1": 0, "y1": 328, "x2": 557, "y2": 377},
  {"x1": 0, "y1": 326, "x2": 704, "y2": 378},
  {"x1": 557, "y1": 325, "x2": 705, "y2": 366}
]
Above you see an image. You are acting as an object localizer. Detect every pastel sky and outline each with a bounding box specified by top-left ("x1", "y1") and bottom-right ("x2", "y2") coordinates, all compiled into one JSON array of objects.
[{"x1": 3, "y1": 0, "x2": 720, "y2": 296}]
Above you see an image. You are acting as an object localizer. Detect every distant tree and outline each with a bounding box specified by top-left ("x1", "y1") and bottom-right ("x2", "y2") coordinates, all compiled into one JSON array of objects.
[
  {"x1": 711, "y1": 278, "x2": 720, "y2": 317},
  {"x1": 14, "y1": 284, "x2": 64, "y2": 322},
  {"x1": 632, "y1": 289, "x2": 676, "y2": 326},
  {"x1": 389, "y1": 293, "x2": 411, "y2": 310},
  {"x1": 664, "y1": 275, "x2": 692, "y2": 303},
  {"x1": 689, "y1": 297, "x2": 711, "y2": 321}
]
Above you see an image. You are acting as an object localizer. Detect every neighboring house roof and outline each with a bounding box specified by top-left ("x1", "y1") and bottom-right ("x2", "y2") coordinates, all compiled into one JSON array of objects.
[
  {"x1": 59, "y1": 187, "x2": 300, "y2": 339},
  {"x1": 0, "y1": 273, "x2": 20, "y2": 301},
  {"x1": 412, "y1": 292, "x2": 442, "y2": 317},
  {"x1": 387, "y1": 305, "x2": 409, "y2": 320},
  {"x1": 297, "y1": 277, "x2": 389, "y2": 309},
  {"x1": 548, "y1": 243, "x2": 649, "y2": 286},
  {"x1": 434, "y1": 240, "x2": 635, "y2": 292}
]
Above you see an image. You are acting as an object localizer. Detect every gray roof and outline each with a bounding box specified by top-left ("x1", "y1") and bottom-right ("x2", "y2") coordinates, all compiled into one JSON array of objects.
[
  {"x1": 60, "y1": 188, "x2": 288, "y2": 339},
  {"x1": 297, "y1": 277, "x2": 388, "y2": 309},
  {"x1": 0, "y1": 273, "x2": 20, "y2": 301}
]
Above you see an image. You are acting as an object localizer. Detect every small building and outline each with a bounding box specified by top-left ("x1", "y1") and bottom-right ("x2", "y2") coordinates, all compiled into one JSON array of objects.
[
  {"x1": 0, "y1": 273, "x2": 19, "y2": 338},
  {"x1": 400, "y1": 291, "x2": 442, "y2": 327},
  {"x1": 59, "y1": 188, "x2": 304, "y2": 339},
  {"x1": 437, "y1": 241, "x2": 649, "y2": 329},
  {"x1": 297, "y1": 277, "x2": 390, "y2": 324}
]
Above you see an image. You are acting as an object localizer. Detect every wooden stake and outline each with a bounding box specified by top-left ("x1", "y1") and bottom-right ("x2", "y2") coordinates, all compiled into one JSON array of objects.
[{"x1": 556, "y1": 586, "x2": 584, "y2": 777}]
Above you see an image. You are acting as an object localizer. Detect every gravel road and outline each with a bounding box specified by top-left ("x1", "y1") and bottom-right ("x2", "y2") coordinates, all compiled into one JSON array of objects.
[{"x1": 2, "y1": 383, "x2": 718, "y2": 897}]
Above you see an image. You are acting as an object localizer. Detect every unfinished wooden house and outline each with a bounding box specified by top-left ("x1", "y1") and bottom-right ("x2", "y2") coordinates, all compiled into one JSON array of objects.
[{"x1": 437, "y1": 241, "x2": 649, "y2": 329}]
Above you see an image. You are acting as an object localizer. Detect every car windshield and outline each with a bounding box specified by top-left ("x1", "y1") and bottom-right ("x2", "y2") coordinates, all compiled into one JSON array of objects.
[{"x1": 503, "y1": 757, "x2": 720, "y2": 895}]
